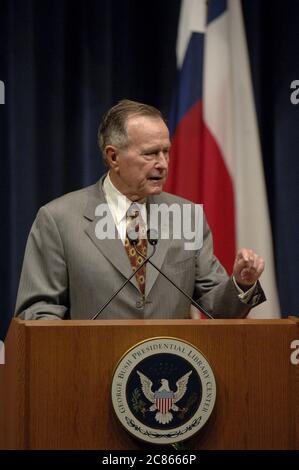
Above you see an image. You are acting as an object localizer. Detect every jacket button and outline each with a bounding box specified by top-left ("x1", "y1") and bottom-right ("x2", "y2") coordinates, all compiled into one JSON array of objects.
[{"x1": 136, "y1": 299, "x2": 144, "y2": 308}]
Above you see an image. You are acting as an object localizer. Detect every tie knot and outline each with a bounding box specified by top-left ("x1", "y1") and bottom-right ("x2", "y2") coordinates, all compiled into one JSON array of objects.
[
  {"x1": 126, "y1": 203, "x2": 147, "y2": 240},
  {"x1": 127, "y1": 203, "x2": 141, "y2": 219}
]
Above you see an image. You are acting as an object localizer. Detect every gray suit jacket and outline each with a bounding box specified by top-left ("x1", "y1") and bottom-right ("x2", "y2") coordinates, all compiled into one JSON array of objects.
[{"x1": 15, "y1": 176, "x2": 265, "y2": 320}]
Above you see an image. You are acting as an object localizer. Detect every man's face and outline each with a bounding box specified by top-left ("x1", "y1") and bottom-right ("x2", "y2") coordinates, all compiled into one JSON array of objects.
[{"x1": 108, "y1": 115, "x2": 171, "y2": 200}]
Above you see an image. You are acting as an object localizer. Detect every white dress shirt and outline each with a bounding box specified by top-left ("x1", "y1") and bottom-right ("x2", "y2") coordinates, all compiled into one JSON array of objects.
[{"x1": 103, "y1": 172, "x2": 147, "y2": 244}]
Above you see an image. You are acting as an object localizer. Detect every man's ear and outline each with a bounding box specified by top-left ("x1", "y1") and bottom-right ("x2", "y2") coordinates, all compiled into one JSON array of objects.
[{"x1": 105, "y1": 145, "x2": 118, "y2": 169}]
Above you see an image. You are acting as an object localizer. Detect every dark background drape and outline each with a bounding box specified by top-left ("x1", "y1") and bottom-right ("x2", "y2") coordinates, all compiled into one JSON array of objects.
[{"x1": 0, "y1": 0, "x2": 298, "y2": 340}]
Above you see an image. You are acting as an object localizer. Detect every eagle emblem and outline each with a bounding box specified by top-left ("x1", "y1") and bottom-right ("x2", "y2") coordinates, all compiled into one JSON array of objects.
[{"x1": 137, "y1": 370, "x2": 192, "y2": 424}]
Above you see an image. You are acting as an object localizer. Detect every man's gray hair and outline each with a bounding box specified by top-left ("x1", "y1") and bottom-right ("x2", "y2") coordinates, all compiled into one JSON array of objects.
[{"x1": 98, "y1": 99, "x2": 166, "y2": 165}]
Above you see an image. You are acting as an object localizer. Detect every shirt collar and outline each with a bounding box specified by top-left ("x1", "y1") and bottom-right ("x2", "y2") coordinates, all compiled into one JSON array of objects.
[{"x1": 103, "y1": 173, "x2": 147, "y2": 225}]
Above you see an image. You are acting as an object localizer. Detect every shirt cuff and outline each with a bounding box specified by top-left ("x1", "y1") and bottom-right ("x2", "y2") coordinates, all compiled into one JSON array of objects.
[{"x1": 232, "y1": 276, "x2": 257, "y2": 304}]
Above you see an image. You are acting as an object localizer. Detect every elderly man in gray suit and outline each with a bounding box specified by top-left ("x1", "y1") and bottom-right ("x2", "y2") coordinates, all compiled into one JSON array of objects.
[{"x1": 15, "y1": 100, "x2": 265, "y2": 320}]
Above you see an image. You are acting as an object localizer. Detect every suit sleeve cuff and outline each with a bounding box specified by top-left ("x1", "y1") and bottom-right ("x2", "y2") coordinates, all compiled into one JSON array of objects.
[{"x1": 232, "y1": 276, "x2": 258, "y2": 304}]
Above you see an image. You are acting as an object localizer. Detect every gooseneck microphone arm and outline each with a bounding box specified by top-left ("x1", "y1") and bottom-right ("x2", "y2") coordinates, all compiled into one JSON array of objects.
[
  {"x1": 90, "y1": 242, "x2": 157, "y2": 320},
  {"x1": 134, "y1": 229, "x2": 215, "y2": 320}
]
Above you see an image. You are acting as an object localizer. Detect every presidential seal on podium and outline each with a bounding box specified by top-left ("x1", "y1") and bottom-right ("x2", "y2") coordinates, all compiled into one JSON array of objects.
[{"x1": 111, "y1": 337, "x2": 216, "y2": 446}]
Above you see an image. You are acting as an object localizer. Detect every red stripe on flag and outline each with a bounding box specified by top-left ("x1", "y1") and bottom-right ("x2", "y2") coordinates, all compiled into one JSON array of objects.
[
  {"x1": 165, "y1": 101, "x2": 235, "y2": 273},
  {"x1": 201, "y1": 125, "x2": 236, "y2": 274},
  {"x1": 165, "y1": 101, "x2": 203, "y2": 202}
]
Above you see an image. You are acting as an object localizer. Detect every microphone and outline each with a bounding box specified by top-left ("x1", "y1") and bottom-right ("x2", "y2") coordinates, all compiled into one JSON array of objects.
[
  {"x1": 90, "y1": 235, "x2": 157, "y2": 320},
  {"x1": 133, "y1": 229, "x2": 215, "y2": 320}
]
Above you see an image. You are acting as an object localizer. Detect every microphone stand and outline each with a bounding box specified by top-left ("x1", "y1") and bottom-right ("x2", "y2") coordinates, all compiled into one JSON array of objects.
[
  {"x1": 133, "y1": 233, "x2": 215, "y2": 320},
  {"x1": 90, "y1": 244, "x2": 157, "y2": 320}
]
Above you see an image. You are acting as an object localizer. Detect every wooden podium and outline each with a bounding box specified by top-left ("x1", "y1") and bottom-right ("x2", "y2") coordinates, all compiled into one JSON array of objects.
[{"x1": 0, "y1": 317, "x2": 298, "y2": 449}]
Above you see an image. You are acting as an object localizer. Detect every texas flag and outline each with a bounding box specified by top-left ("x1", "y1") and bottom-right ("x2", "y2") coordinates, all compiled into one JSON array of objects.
[{"x1": 165, "y1": 0, "x2": 280, "y2": 318}]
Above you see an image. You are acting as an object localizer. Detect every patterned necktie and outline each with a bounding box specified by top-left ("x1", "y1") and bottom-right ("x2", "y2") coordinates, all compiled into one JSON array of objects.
[{"x1": 124, "y1": 203, "x2": 147, "y2": 295}]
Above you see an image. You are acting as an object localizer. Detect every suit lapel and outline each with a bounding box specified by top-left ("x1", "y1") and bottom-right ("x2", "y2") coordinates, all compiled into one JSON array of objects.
[
  {"x1": 83, "y1": 177, "x2": 139, "y2": 291},
  {"x1": 145, "y1": 195, "x2": 171, "y2": 297},
  {"x1": 145, "y1": 238, "x2": 169, "y2": 297}
]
